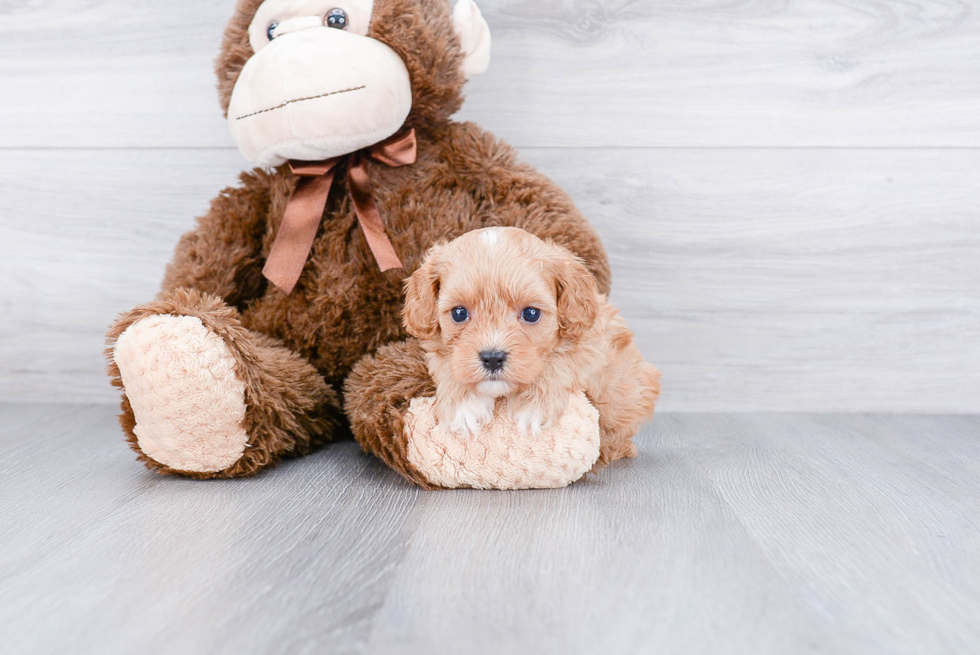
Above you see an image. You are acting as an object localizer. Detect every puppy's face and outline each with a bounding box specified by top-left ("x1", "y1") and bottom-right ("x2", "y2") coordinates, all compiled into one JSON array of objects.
[{"x1": 404, "y1": 227, "x2": 599, "y2": 398}]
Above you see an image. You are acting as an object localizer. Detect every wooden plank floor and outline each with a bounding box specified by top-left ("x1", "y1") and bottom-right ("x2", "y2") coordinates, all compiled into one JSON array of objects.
[{"x1": 2, "y1": 404, "x2": 978, "y2": 654}]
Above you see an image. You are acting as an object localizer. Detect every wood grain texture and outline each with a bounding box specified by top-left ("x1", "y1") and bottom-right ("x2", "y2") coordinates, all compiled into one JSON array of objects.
[
  {"x1": 2, "y1": 0, "x2": 979, "y2": 148},
  {"x1": 2, "y1": 405, "x2": 979, "y2": 654},
  {"x1": 2, "y1": 148, "x2": 977, "y2": 411}
]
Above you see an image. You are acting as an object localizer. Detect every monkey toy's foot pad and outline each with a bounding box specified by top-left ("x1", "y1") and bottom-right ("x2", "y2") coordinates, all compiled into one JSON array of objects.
[
  {"x1": 113, "y1": 314, "x2": 249, "y2": 473},
  {"x1": 403, "y1": 392, "x2": 600, "y2": 490}
]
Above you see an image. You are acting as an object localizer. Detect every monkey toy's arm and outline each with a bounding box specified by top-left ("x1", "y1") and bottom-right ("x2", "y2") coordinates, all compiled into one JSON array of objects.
[
  {"x1": 158, "y1": 172, "x2": 273, "y2": 307},
  {"x1": 442, "y1": 122, "x2": 613, "y2": 294},
  {"x1": 486, "y1": 164, "x2": 613, "y2": 295},
  {"x1": 106, "y1": 171, "x2": 340, "y2": 479}
]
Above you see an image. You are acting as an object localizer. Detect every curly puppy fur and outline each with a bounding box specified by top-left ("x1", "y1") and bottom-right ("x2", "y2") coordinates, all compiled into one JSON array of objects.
[
  {"x1": 403, "y1": 228, "x2": 660, "y2": 469},
  {"x1": 108, "y1": 0, "x2": 612, "y2": 481}
]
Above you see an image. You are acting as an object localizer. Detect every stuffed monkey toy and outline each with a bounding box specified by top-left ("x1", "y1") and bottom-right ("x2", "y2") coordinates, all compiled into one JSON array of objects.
[{"x1": 106, "y1": 0, "x2": 624, "y2": 488}]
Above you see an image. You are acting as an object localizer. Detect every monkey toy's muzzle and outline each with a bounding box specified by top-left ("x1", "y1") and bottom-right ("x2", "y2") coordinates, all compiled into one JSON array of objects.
[{"x1": 227, "y1": 25, "x2": 413, "y2": 168}]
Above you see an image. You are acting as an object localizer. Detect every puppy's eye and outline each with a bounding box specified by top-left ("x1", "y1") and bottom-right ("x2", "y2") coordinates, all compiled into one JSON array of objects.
[
  {"x1": 521, "y1": 307, "x2": 541, "y2": 323},
  {"x1": 451, "y1": 307, "x2": 469, "y2": 323},
  {"x1": 266, "y1": 22, "x2": 279, "y2": 41},
  {"x1": 325, "y1": 8, "x2": 349, "y2": 29}
]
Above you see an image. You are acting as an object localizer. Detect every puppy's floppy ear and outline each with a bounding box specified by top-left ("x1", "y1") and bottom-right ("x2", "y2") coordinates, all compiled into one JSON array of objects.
[
  {"x1": 552, "y1": 246, "x2": 601, "y2": 342},
  {"x1": 403, "y1": 245, "x2": 445, "y2": 340}
]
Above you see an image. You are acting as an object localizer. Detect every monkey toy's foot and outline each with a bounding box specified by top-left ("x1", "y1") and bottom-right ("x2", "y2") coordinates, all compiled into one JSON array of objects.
[
  {"x1": 113, "y1": 313, "x2": 249, "y2": 473},
  {"x1": 107, "y1": 288, "x2": 338, "y2": 479}
]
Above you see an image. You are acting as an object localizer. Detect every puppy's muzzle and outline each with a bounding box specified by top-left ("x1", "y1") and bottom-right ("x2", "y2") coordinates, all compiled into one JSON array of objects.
[{"x1": 480, "y1": 350, "x2": 507, "y2": 374}]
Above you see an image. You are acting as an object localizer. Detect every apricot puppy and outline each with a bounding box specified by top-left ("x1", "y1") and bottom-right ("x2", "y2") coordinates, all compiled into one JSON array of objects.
[{"x1": 403, "y1": 227, "x2": 660, "y2": 467}]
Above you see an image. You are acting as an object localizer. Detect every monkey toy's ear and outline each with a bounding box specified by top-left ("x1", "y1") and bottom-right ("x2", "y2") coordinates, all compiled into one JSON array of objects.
[{"x1": 453, "y1": 0, "x2": 492, "y2": 78}]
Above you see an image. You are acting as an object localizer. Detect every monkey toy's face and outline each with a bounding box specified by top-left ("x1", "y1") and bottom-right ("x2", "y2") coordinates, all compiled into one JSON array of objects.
[{"x1": 224, "y1": 0, "x2": 491, "y2": 168}]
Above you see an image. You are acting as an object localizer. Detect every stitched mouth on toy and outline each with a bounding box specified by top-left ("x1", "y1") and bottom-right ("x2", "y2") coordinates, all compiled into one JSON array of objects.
[{"x1": 235, "y1": 85, "x2": 367, "y2": 121}]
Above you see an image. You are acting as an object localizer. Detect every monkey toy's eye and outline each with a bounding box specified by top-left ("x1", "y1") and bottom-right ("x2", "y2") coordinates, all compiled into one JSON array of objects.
[
  {"x1": 266, "y1": 22, "x2": 279, "y2": 41},
  {"x1": 324, "y1": 8, "x2": 349, "y2": 29},
  {"x1": 521, "y1": 307, "x2": 541, "y2": 324},
  {"x1": 451, "y1": 307, "x2": 469, "y2": 323}
]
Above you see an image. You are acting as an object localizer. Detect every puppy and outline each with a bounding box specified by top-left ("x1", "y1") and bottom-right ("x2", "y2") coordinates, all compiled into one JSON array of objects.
[{"x1": 403, "y1": 227, "x2": 661, "y2": 467}]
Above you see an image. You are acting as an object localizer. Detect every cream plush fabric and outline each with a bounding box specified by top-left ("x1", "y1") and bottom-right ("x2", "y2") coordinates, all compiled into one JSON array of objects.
[
  {"x1": 404, "y1": 392, "x2": 600, "y2": 490},
  {"x1": 114, "y1": 315, "x2": 249, "y2": 473},
  {"x1": 228, "y1": 25, "x2": 413, "y2": 167},
  {"x1": 228, "y1": 0, "x2": 491, "y2": 167},
  {"x1": 453, "y1": 0, "x2": 491, "y2": 78}
]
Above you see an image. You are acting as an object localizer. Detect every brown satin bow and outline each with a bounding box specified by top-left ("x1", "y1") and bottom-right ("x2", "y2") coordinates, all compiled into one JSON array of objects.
[{"x1": 262, "y1": 128, "x2": 417, "y2": 294}]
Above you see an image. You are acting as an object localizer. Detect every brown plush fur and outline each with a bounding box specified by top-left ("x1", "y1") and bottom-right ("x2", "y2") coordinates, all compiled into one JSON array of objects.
[
  {"x1": 343, "y1": 339, "x2": 442, "y2": 489},
  {"x1": 106, "y1": 288, "x2": 339, "y2": 478},
  {"x1": 108, "y1": 0, "x2": 612, "y2": 483}
]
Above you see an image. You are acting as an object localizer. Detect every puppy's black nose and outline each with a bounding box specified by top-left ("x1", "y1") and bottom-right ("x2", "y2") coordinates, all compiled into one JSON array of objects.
[{"x1": 480, "y1": 350, "x2": 507, "y2": 373}]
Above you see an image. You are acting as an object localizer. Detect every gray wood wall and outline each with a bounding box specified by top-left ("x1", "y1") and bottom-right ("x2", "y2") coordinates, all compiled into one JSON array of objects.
[{"x1": 1, "y1": 0, "x2": 978, "y2": 412}]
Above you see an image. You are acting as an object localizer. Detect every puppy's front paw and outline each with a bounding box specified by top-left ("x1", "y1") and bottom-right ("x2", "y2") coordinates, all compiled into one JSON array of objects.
[
  {"x1": 513, "y1": 409, "x2": 549, "y2": 438},
  {"x1": 447, "y1": 395, "x2": 495, "y2": 438}
]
